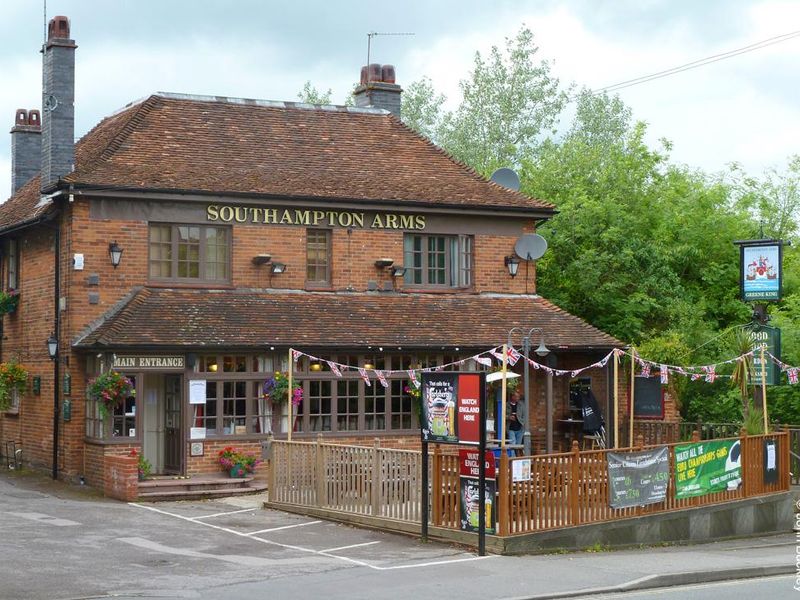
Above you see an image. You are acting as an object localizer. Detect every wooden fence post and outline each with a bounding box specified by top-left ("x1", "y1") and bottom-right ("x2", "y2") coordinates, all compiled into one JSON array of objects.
[
  {"x1": 740, "y1": 428, "x2": 750, "y2": 498},
  {"x1": 269, "y1": 441, "x2": 278, "y2": 503},
  {"x1": 498, "y1": 451, "x2": 510, "y2": 536},
  {"x1": 371, "y1": 438, "x2": 381, "y2": 517},
  {"x1": 783, "y1": 431, "x2": 791, "y2": 491},
  {"x1": 432, "y1": 445, "x2": 442, "y2": 526},
  {"x1": 570, "y1": 440, "x2": 580, "y2": 526},
  {"x1": 315, "y1": 434, "x2": 325, "y2": 508}
]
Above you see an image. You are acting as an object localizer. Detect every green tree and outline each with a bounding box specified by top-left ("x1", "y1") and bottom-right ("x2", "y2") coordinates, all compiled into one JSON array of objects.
[
  {"x1": 400, "y1": 77, "x2": 446, "y2": 140},
  {"x1": 297, "y1": 81, "x2": 333, "y2": 105}
]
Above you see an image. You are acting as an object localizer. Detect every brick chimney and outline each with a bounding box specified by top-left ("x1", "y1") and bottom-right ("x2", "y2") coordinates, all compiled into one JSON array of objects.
[
  {"x1": 41, "y1": 15, "x2": 76, "y2": 191},
  {"x1": 10, "y1": 108, "x2": 42, "y2": 194},
  {"x1": 353, "y1": 64, "x2": 402, "y2": 118}
]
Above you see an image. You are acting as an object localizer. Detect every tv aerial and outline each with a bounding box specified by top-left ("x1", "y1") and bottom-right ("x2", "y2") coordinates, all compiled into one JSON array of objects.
[{"x1": 366, "y1": 31, "x2": 415, "y2": 67}]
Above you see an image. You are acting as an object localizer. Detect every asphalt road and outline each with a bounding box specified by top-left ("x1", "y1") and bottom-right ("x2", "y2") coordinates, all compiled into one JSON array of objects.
[
  {"x1": 0, "y1": 470, "x2": 796, "y2": 600},
  {"x1": 585, "y1": 574, "x2": 797, "y2": 599}
]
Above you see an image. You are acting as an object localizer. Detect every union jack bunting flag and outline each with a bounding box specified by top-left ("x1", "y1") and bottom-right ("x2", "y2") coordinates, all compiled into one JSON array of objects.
[
  {"x1": 326, "y1": 361, "x2": 342, "y2": 377},
  {"x1": 474, "y1": 355, "x2": 492, "y2": 367},
  {"x1": 640, "y1": 361, "x2": 651, "y2": 378},
  {"x1": 407, "y1": 370, "x2": 420, "y2": 388},
  {"x1": 376, "y1": 370, "x2": 389, "y2": 388},
  {"x1": 507, "y1": 347, "x2": 521, "y2": 366},
  {"x1": 291, "y1": 349, "x2": 302, "y2": 362},
  {"x1": 358, "y1": 368, "x2": 371, "y2": 387},
  {"x1": 788, "y1": 368, "x2": 799, "y2": 385},
  {"x1": 703, "y1": 365, "x2": 717, "y2": 383},
  {"x1": 660, "y1": 366, "x2": 669, "y2": 385}
]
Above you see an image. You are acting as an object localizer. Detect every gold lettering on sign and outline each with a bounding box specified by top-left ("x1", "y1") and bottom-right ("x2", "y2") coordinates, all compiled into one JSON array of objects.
[{"x1": 205, "y1": 205, "x2": 426, "y2": 230}]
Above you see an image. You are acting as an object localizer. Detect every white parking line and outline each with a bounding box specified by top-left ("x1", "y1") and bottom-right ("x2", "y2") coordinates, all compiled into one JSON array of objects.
[
  {"x1": 245, "y1": 520, "x2": 322, "y2": 535},
  {"x1": 193, "y1": 508, "x2": 258, "y2": 520},
  {"x1": 129, "y1": 503, "x2": 496, "y2": 571},
  {"x1": 320, "y1": 541, "x2": 381, "y2": 553}
]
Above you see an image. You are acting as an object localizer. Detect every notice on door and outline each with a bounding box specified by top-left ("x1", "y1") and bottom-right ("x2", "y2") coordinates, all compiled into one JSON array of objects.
[{"x1": 189, "y1": 380, "x2": 207, "y2": 404}]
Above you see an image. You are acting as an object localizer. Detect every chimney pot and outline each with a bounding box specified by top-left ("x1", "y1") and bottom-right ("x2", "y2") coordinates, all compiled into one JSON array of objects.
[
  {"x1": 381, "y1": 65, "x2": 396, "y2": 84},
  {"x1": 368, "y1": 63, "x2": 382, "y2": 82},
  {"x1": 360, "y1": 66, "x2": 368, "y2": 86},
  {"x1": 28, "y1": 110, "x2": 41, "y2": 127},
  {"x1": 15, "y1": 109, "x2": 28, "y2": 127},
  {"x1": 48, "y1": 16, "x2": 71, "y2": 41}
]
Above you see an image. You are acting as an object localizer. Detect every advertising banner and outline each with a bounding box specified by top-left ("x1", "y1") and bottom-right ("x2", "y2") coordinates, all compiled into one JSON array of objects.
[
  {"x1": 675, "y1": 440, "x2": 742, "y2": 499},
  {"x1": 607, "y1": 447, "x2": 669, "y2": 509},
  {"x1": 421, "y1": 373, "x2": 458, "y2": 443},
  {"x1": 740, "y1": 243, "x2": 782, "y2": 301},
  {"x1": 456, "y1": 374, "x2": 482, "y2": 444},
  {"x1": 749, "y1": 324, "x2": 781, "y2": 386},
  {"x1": 459, "y1": 448, "x2": 496, "y2": 534}
]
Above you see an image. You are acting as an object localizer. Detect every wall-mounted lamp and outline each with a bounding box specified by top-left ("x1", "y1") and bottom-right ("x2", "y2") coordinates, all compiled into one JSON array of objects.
[
  {"x1": 374, "y1": 258, "x2": 394, "y2": 269},
  {"x1": 504, "y1": 255, "x2": 520, "y2": 278},
  {"x1": 390, "y1": 265, "x2": 407, "y2": 277},
  {"x1": 363, "y1": 362, "x2": 375, "y2": 370},
  {"x1": 47, "y1": 333, "x2": 58, "y2": 360},
  {"x1": 271, "y1": 262, "x2": 287, "y2": 274},
  {"x1": 109, "y1": 241, "x2": 123, "y2": 269},
  {"x1": 309, "y1": 361, "x2": 323, "y2": 372},
  {"x1": 252, "y1": 254, "x2": 272, "y2": 266}
]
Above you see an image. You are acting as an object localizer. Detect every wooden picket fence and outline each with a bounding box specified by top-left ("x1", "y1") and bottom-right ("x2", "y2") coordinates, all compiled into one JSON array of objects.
[{"x1": 269, "y1": 431, "x2": 790, "y2": 536}]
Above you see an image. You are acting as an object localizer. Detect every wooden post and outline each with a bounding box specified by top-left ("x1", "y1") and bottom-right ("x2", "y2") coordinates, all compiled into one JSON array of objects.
[
  {"x1": 613, "y1": 349, "x2": 619, "y2": 449},
  {"x1": 783, "y1": 430, "x2": 791, "y2": 491},
  {"x1": 315, "y1": 434, "x2": 325, "y2": 507},
  {"x1": 287, "y1": 349, "x2": 294, "y2": 442},
  {"x1": 500, "y1": 344, "x2": 508, "y2": 451},
  {"x1": 371, "y1": 438, "x2": 381, "y2": 517},
  {"x1": 740, "y1": 427, "x2": 749, "y2": 498},
  {"x1": 570, "y1": 440, "x2": 580, "y2": 526},
  {"x1": 498, "y1": 451, "x2": 510, "y2": 536},
  {"x1": 432, "y1": 446, "x2": 442, "y2": 526},
  {"x1": 629, "y1": 347, "x2": 636, "y2": 448},
  {"x1": 760, "y1": 345, "x2": 769, "y2": 434},
  {"x1": 268, "y1": 441, "x2": 278, "y2": 502}
]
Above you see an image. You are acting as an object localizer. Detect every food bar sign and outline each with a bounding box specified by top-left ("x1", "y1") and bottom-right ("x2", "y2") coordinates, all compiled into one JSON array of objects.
[{"x1": 113, "y1": 355, "x2": 185, "y2": 370}]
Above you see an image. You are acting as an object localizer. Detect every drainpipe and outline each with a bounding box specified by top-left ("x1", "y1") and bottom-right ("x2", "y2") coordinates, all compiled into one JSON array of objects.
[{"x1": 51, "y1": 214, "x2": 60, "y2": 480}]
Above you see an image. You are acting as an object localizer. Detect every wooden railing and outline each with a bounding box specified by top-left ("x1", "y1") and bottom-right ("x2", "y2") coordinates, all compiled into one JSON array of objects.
[
  {"x1": 270, "y1": 438, "x2": 423, "y2": 522},
  {"x1": 621, "y1": 421, "x2": 741, "y2": 447},
  {"x1": 269, "y1": 432, "x2": 790, "y2": 536}
]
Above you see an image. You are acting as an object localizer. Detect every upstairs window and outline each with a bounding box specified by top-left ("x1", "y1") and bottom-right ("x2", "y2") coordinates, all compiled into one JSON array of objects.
[
  {"x1": 306, "y1": 229, "x2": 331, "y2": 286},
  {"x1": 403, "y1": 234, "x2": 472, "y2": 288},
  {"x1": 149, "y1": 224, "x2": 230, "y2": 283},
  {"x1": 6, "y1": 239, "x2": 19, "y2": 290}
]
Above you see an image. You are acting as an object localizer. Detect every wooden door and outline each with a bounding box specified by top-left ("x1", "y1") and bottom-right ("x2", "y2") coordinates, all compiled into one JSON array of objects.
[{"x1": 164, "y1": 375, "x2": 182, "y2": 473}]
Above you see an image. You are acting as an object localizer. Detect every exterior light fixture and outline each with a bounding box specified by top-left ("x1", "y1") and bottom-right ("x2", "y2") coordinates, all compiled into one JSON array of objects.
[
  {"x1": 47, "y1": 333, "x2": 58, "y2": 360},
  {"x1": 504, "y1": 255, "x2": 520, "y2": 278},
  {"x1": 390, "y1": 265, "x2": 407, "y2": 277},
  {"x1": 252, "y1": 254, "x2": 272, "y2": 265},
  {"x1": 271, "y1": 262, "x2": 287, "y2": 274},
  {"x1": 534, "y1": 335, "x2": 550, "y2": 357},
  {"x1": 309, "y1": 361, "x2": 323, "y2": 372},
  {"x1": 374, "y1": 258, "x2": 394, "y2": 269},
  {"x1": 363, "y1": 362, "x2": 375, "y2": 370},
  {"x1": 108, "y1": 241, "x2": 123, "y2": 268}
]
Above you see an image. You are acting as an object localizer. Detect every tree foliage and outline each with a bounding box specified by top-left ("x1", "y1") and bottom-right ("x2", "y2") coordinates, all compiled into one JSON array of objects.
[{"x1": 297, "y1": 81, "x2": 333, "y2": 105}]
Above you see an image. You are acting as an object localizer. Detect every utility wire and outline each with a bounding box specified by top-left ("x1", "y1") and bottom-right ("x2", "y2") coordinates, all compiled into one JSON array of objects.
[{"x1": 585, "y1": 29, "x2": 800, "y2": 97}]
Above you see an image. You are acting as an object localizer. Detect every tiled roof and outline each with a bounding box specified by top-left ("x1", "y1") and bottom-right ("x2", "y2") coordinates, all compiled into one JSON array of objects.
[
  {"x1": 73, "y1": 288, "x2": 622, "y2": 351},
  {"x1": 1, "y1": 93, "x2": 553, "y2": 231}
]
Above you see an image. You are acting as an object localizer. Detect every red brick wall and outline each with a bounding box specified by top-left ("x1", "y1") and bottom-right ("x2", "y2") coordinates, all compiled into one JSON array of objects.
[{"x1": 103, "y1": 453, "x2": 138, "y2": 501}]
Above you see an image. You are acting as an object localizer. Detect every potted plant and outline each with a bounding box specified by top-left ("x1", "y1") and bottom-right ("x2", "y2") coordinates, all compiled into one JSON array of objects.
[
  {"x1": 218, "y1": 446, "x2": 260, "y2": 478},
  {"x1": 0, "y1": 360, "x2": 27, "y2": 411},
  {"x1": 87, "y1": 371, "x2": 135, "y2": 418},
  {"x1": 130, "y1": 448, "x2": 152, "y2": 481},
  {"x1": 263, "y1": 371, "x2": 303, "y2": 407},
  {"x1": 0, "y1": 289, "x2": 19, "y2": 316}
]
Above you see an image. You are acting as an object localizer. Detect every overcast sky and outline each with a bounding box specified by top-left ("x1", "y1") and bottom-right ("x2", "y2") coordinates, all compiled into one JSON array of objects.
[{"x1": 2, "y1": 0, "x2": 798, "y2": 201}]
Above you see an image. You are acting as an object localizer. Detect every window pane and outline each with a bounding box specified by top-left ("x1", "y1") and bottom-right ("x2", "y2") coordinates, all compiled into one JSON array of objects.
[
  {"x1": 308, "y1": 380, "x2": 332, "y2": 432},
  {"x1": 365, "y1": 384, "x2": 386, "y2": 431},
  {"x1": 149, "y1": 225, "x2": 172, "y2": 278},
  {"x1": 306, "y1": 229, "x2": 330, "y2": 284},
  {"x1": 336, "y1": 379, "x2": 359, "y2": 431},
  {"x1": 205, "y1": 227, "x2": 229, "y2": 280}
]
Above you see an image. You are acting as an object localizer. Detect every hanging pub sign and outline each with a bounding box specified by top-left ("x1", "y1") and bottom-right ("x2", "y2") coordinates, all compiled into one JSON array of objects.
[
  {"x1": 736, "y1": 240, "x2": 783, "y2": 302},
  {"x1": 749, "y1": 324, "x2": 781, "y2": 386},
  {"x1": 420, "y1": 372, "x2": 485, "y2": 444}
]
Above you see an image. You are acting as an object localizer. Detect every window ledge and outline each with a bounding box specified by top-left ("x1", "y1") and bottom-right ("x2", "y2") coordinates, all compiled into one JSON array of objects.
[{"x1": 399, "y1": 287, "x2": 476, "y2": 295}]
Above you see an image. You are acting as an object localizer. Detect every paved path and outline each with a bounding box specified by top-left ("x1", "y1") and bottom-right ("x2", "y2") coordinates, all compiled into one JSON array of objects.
[{"x1": 0, "y1": 470, "x2": 796, "y2": 599}]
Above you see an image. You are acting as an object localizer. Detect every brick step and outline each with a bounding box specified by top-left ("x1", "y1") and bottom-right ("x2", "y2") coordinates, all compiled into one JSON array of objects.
[{"x1": 137, "y1": 483, "x2": 267, "y2": 502}]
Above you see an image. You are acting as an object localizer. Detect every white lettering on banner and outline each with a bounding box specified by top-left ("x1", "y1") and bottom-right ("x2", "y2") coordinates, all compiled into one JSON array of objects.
[{"x1": 113, "y1": 356, "x2": 185, "y2": 370}]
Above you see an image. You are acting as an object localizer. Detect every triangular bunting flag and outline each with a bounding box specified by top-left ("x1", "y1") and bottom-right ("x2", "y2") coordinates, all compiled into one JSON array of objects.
[
  {"x1": 407, "y1": 370, "x2": 420, "y2": 388},
  {"x1": 702, "y1": 365, "x2": 717, "y2": 383},
  {"x1": 490, "y1": 348, "x2": 505, "y2": 364},
  {"x1": 376, "y1": 370, "x2": 389, "y2": 388},
  {"x1": 474, "y1": 355, "x2": 492, "y2": 367},
  {"x1": 358, "y1": 368, "x2": 371, "y2": 387},
  {"x1": 327, "y1": 361, "x2": 342, "y2": 377},
  {"x1": 507, "y1": 347, "x2": 521, "y2": 366},
  {"x1": 291, "y1": 349, "x2": 302, "y2": 362},
  {"x1": 788, "y1": 368, "x2": 799, "y2": 385},
  {"x1": 660, "y1": 366, "x2": 669, "y2": 385},
  {"x1": 640, "y1": 362, "x2": 651, "y2": 378}
]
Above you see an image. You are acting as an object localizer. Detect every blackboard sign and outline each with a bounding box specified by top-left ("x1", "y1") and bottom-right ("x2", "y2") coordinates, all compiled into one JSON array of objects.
[
  {"x1": 607, "y1": 446, "x2": 669, "y2": 509},
  {"x1": 633, "y1": 376, "x2": 664, "y2": 419}
]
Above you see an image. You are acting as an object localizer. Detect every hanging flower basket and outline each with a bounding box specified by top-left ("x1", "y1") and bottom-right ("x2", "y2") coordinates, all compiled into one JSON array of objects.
[
  {"x1": 0, "y1": 290, "x2": 19, "y2": 316},
  {"x1": 262, "y1": 371, "x2": 303, "y2": 407},
  {"x1": 0, "y1": 360, "x2": 27, "y2": 412},
  {"x1": 87, "y1": 371, "x2": 135, "y2": 418}
]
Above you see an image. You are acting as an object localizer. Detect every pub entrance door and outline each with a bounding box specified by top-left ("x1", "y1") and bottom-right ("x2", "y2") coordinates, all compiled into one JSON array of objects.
[
  {"x1": 164, "y1": 375, "x2": 182, "y2": 473},
  {"x1": 142, "y1": 374, "x2": 184, "y2": 475}
]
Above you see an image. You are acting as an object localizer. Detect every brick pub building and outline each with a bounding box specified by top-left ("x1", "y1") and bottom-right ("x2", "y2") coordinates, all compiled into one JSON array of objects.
[{"x1": 0, "y1": 17, "x2": 635, "y2": 491}]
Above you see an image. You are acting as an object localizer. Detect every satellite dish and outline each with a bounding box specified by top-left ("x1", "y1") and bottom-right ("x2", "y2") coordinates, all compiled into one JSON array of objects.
[
  {"x1": 514, "y1": 234, "x2": 548, "y2": 261},
  {"x1": 490, "y1": 168, "x2": 520, "y2": 191}
]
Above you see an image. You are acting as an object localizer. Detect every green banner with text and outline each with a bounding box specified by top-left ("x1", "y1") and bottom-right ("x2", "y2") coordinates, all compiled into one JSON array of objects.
[{"x1": 674, "y1": 439, "x2": 742, "y2": 499}]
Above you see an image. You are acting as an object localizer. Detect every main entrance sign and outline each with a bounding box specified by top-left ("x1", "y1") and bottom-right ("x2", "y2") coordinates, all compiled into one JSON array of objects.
[{"x1": 113, "y1": 355, "x2": 185, "y2": 370}]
